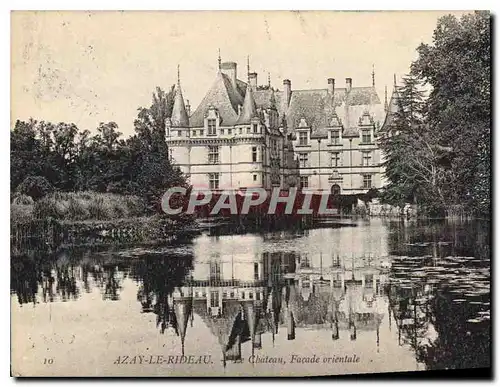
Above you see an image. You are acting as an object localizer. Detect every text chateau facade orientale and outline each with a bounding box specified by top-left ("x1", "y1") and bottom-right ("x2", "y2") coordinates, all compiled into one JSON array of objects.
[{"x1": 166, "y1": 57, "x2": 398, "y2": 195}]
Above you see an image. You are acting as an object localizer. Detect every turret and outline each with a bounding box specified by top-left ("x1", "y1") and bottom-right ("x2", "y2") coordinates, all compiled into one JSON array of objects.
[
  {"x1": 236, "y1": 83, "x2": 258, "y2": 125},
  {"x1": 171, "y1": 65, "x2": 190, "y2": 127}
]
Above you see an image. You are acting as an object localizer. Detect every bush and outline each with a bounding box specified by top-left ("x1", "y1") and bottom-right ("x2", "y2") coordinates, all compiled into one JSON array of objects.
[
  {"x1": 12, "y1": 194, "x2": 34, "y2": 206},
  {"x1": 16, "y1": 176, "x2": 54, "y2": 200},
  {"x1": 66, "y1": 197, "x2": 90, "y2": 221},
  {"x1": 28, "y1": 191, "x2": 147, "y2": 221},
  {"x1": 33, "y1": 196, "x2": 63, "y2": 219},
  {"x1": 11, "y1": 204, "x2": 34, "y2": 223}
]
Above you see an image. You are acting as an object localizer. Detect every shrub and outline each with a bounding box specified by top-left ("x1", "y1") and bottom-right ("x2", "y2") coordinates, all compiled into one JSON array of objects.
[
  {"x1": 25, "y1": 191, "x2": 148, "y2": 221},
  {"x1": 16, "y1": 176, "x2": 54, "y2": 200},
  {"x1": 87, "y1": 196, "x2": 113, "y2": 220},
  {"x1": 12, "y1": 194, "x2": 34, "y2": 206},
  {"x1": 33, "y1": 196, "x2": 63, "y2": 219},
  {"x1": 11, "y1": 204, "x2": 34, "y2": 223},
  {"x1": 66, "y1": 197, "x2": 90, "y2": 221}
]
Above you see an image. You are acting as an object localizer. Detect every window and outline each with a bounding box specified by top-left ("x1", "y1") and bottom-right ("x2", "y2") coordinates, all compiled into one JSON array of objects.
[
  {"x1": 228, "y1": 128, "x2": 232, "y2": 135},
  {"x1": 298, "y1": 153, "x2": 309, "y2": 168},
  {"x1": 241, "y1": 292, "x2": 245, "y2": 300},
  {"x1": 209, "y1": 261, "x2": 221, "y2": 281},
  {"x1": 254, "y1": 263, "x2": 259, "y2": 280},
  {"x1": 208, "y1": 119, "x2": 216, "y2": 136},
  {"x1": 208, "y1": 146, "x2": 219, "y2": 164},
  {"x1": 331, "y1": 152, "x2": 341, "y2": 167},
  {"x1": 331, "y1": 130, "x2": 341, "y2": 145},
  {"x1": 199, "y1": 130, "x2": 204, "y2": 136},
  {"x1": 247, "y1": 127, "x2": 251, "y2": 134},
  {"x1": 252, "y1": 146, "x2": 258, "y2": 162},
  {"x1": 300, "y1": 176, "x2": 309, "y2": 189},
  {"x1": 362, "y1": 151, "x2": 372, "y2": 166},
  {"x1": 362, "y1": 174, "x2": 372, "y2": 189},
  {"x1": 362, "y1": 130, "x2": 371, "y2": 143},
  {"x1": 239, "y1": 128, "x2": 243, "y2": 134},
  {"x1": 253, "y1": 174, "x2": 257, "y2": 182},
  {"x1": 177, "y1": 130, "x2": 182, "y2": 137},
  {"x1": 192, "y1": 130, "x2": 197, "y2": 137},
  {"x1": 253, "y1": 123, "x2": 258, "y2": 133},
  {"x1": 209, "y1": 173, "x2": 220, "y2": 189},
  {"x1": 210, "y1": 291, "x2": 218, "y2": 307},
  {"x1": 298, "y1": 131, "x2": 308, "y2": 146},
  {"x1": 220, "y1": 128, "x2": 225, "y2": 135}
]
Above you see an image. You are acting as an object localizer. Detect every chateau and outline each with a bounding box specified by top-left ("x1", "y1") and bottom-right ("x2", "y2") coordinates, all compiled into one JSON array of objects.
[{"x1": 167, "y1": 57, "x2": 390, "y2": 195}]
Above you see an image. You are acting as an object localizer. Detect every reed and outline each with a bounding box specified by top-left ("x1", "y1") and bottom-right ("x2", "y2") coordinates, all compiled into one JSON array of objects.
[{"x1": 16, "y1": 191, "x2": 147, "y2": 222}]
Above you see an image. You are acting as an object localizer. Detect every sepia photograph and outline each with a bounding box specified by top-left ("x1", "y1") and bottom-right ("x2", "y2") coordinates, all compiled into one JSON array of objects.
[{"x1": 9, "y1": 10, "x2": 491, "y2": 377}]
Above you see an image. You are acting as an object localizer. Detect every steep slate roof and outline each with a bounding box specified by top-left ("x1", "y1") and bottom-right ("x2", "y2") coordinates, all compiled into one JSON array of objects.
[
  {"x1": 190, "y1": 72, "x2": 245, "y2": 127},
  {"x1": 235, "y1": 84, "x2": 258, "y2": 125},
  {"x1": 253, "y1": 88, "x2": 282, "y2": 110},
  {"x1": 380, "y1": 85, "x2": 402, "y2": 132},
  {"x1": 283, "y1": 87, "x2": 385, "y2": 137},
  {"x1": 171, "y1": 83, "x2": 190, "y2": 127},
  {"x1": 189, "y1": 66, "x2": 385, "y2": 134}
]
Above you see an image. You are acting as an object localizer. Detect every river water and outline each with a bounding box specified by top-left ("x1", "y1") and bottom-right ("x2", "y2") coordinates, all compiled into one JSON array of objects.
[{"x1": 11, "y1": 218, "x2": 490, "y2": 376}]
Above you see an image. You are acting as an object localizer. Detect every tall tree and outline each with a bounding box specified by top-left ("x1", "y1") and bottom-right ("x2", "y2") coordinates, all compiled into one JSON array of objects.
[
  {"x1": 411, "y1": 11, "x2": 491, "y2": 215},
  {"x1": 130, "y1": 85, "x2": 187, "y2": 212}
]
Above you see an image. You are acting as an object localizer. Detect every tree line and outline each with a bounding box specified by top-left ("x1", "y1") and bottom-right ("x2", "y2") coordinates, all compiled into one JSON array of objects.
[
  {"x1": 11, "y1": 86, "x2": 189, "y2": 214},
  {"x1": 380, "y1": 11, "x2": 490, "y2": 217}
]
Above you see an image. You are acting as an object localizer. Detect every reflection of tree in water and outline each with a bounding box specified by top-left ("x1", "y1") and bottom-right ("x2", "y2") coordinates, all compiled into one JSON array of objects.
[
  {"x1": 11, "y1": 249, "x2": 82, "y2": 304},
  {"x1": 11, "y1": 247, "x2": 132, "y2": 304},
  {"x1": 11, "y1": 252, "x2": 41, "y2": 305},
  {"x1": 390, "y1": 281, "x2": 490, "y2": 370},
  {"x1": 387, "y1": 220, "x2": 491, "y2": 370},
  {"x1": 421, "y1": 290, "x2": 490, "y2": 369},
  {"x1": 130, "y1": 253, "x2": 194, "y2": 334}
]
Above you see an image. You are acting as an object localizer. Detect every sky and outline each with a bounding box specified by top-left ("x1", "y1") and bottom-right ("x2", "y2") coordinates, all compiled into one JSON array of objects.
[{"x1": 11, "y1": 10, "x2": 470, "y2": 137}]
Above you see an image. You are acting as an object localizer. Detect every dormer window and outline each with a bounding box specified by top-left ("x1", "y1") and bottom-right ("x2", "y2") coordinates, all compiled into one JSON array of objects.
[
  {"x1": 252, "y1": 123, "x2": 258, "y2": 133},
  {"x1": 208, "y1": 119, "x2": 216, "y2": 136},
  {"x1": 361, "y1": 129, "x2": 372, "y2": 144},
  {"x1": 177, "y1": 130, "x2": 182, "y2": 137},
  {"x1": 298, "y1": 131, "x2": 308, "y2": 146},
  {"x1": 331, "y1": 130, "x2": 341, "y2": 145}
]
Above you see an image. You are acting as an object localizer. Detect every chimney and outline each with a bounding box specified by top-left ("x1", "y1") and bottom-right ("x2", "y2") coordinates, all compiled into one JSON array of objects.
[
  {"x1": 283, "y1": 79, "x2": 292, "y2": 108},
  {"x1": 220, "y1": 61, "x2": 238, "y2": 89},
  {"x1": 249, "y1": 72, "x2": 258, "y2": 89},
  {"x1": 346, "y1": 78, "x2": 352, "y2": 92},
  {"x1": 186, "y1": 99, "x2": 191, "y2": 116},
  {"x1": 328, "y1": 78, "x2": 335, "y2": 95}
]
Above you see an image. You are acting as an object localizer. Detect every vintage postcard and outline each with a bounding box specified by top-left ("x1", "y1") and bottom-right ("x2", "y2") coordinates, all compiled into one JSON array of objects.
[{"x1": 10, "y1": 10, "x2": 491, "y2": 377}]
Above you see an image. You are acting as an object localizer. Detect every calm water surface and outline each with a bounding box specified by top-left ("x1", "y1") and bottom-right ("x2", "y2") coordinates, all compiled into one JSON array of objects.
[{"x1": 11, "y1": 218, "x2": 490, "y2": 376}]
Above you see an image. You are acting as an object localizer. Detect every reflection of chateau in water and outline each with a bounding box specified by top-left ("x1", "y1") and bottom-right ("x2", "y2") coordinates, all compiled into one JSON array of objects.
[
  {"x1": 10, "y1": 220, "x2": 491, "y2": 371},
  {"x1": 167, "y1": 233, "x2": 392, "y2": 365}
]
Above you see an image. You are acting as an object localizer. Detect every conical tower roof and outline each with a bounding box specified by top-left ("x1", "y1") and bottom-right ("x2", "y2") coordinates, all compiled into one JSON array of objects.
[
  {"x1": 171, "y1": 67, "x2": 190, "y2": 127},
  {"x1": 174, "y1": 296, "x2": 193, "y2": 356},
  {"x1": 236, "y1": 84, "x2": 258, "y2": 125}
]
